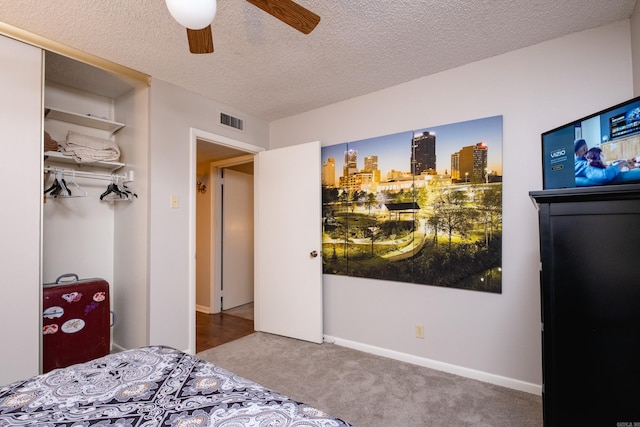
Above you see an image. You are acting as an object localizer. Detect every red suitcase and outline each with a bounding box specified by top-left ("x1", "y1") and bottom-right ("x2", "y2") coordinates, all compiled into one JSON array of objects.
[{"x1": 42, "y1": 274, "x2": 111, "y2": 373}]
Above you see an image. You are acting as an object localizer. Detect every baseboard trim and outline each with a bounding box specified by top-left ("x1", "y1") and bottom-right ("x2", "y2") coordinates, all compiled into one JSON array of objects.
[
  {"x1": 111, "y1": 342, "x2": 127, "y2": 353},
  {"x1": 196, "y1": 304, "x2": 211, "y2": 314},
  {"x1": 324, "y1": 335, "x2": 541, "y2": 396}
]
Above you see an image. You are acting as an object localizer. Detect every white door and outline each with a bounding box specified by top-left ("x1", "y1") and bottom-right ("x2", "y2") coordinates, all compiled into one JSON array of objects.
[
  {"x1": 255, "y1": 141, "x2": 323, "y2": 343},
  {"x1": 0, "y1": 35, "x2": 42, "y2": 383},
  {"x1": 222, "y1": 168, "x2": 254, "y2": 309}
]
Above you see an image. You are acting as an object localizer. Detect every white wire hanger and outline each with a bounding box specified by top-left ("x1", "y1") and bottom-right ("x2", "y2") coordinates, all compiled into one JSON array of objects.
[{"x1": 66, "y1": 170, "x2": 88, "y2": 198}]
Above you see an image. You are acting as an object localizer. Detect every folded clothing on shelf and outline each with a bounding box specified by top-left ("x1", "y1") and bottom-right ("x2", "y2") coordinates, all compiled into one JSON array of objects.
[
  {"x1": 59, "y1": 130, "x2": 121, "y2": 163},
  {"x1": 44, "y1": 131, "x2": 58, "y2": 152}
]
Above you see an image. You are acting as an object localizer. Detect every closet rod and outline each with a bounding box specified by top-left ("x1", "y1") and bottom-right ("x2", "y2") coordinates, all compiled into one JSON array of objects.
[{"x1": 44, "y1": 166, "x2": 132, "y2": 182}]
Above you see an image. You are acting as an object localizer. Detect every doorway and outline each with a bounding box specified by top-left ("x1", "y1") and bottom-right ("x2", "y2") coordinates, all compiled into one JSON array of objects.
[
  {"x1": 193, "y1": 129, "x2": 263, "y2": 352},
  {"x1": 189, "y1": 133, "x2": 323, "y2": 353}
]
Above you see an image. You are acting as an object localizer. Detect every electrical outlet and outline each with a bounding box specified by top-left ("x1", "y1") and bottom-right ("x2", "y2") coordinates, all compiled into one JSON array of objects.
[{"x1": 415, "y1": 323, "x2": 425, "y2": 339}]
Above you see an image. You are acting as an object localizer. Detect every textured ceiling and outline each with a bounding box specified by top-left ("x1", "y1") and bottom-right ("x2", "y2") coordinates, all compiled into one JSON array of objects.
[{"x1": 0, "y1": 0, "x2": 637, "y2": 122}]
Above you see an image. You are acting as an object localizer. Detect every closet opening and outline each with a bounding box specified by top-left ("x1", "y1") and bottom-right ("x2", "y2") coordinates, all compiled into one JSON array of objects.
[{"x1": 42, "y1": 50, "x2": 149, "y2": 363}]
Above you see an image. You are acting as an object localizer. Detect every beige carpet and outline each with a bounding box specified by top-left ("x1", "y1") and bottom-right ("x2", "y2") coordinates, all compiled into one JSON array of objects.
[
  {"x1": 197, "y1": 332, "x2": 542, "y2": 426},
  {"x1": 222, "y1": 302, "x2": 254, "y2": 320}
]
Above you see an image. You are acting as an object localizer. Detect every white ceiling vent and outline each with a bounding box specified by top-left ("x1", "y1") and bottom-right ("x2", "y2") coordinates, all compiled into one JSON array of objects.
[{"x1": 220, "y1": 112, "x2": 244, "y2": 131}]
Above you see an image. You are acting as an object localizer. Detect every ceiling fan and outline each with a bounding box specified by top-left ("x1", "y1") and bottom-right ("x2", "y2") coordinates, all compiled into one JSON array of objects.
[{"x1": 165, "y1": 0, "x2": 320, "y2": 54}]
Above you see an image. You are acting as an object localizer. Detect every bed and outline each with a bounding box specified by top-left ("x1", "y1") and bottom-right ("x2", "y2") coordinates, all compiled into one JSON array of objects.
[{"x1": 0, "y1": 345, "x2": 352, "y2": 426}]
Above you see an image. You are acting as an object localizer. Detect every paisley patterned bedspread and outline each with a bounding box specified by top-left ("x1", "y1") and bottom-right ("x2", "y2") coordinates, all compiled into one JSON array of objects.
[{"x1": 0, "y1": 345, "x2": 352, "y2": 426}]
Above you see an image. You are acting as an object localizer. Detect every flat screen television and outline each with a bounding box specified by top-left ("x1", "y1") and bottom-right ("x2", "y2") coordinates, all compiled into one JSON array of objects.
[{"x1": 542, "y1": 96, "x2": 640, "y2": 190}]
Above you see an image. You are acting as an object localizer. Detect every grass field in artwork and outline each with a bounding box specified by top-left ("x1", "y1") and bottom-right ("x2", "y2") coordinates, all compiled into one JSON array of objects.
[{"x1": 321, "y1": 116, "x2": 503, "y2": 293}]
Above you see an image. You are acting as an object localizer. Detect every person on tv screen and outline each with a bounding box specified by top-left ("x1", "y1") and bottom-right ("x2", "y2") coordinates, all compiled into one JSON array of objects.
[
  {"x1": 574, "y1": 139, "x2": 640, "y2": 186},
  {"x1": 574, "y1": 138, "x2": 589, "y2": 160}
]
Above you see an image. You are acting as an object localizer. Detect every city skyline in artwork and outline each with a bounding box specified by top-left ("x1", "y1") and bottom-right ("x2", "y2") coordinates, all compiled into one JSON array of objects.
[
  {"x1": 321, "y1": 115, "x2": 503, "y2": 293},
  {"x1": 322, "y1": 116, "x2": 503, "y2": 183}
]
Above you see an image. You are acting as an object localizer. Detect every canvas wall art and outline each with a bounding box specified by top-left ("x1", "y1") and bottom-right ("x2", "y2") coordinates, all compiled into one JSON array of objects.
[{"x1": 321, "y1": 115, "x2": 503, "y2": 293}]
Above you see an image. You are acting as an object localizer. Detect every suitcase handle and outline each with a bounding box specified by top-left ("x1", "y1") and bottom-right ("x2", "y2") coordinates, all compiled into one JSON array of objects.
[{"x1": 54, "y1": 273, "x2": 79, "y2": 284}]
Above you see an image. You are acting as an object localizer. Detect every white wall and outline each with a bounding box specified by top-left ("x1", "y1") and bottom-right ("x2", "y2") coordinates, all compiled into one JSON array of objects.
[
  {"x1": 113, "y1": 84, "x2": 150, "y2": 350},
  {"x1": 269, "y1": 21, "x2": 635, "y2": 391},
  {"x1": 148, "y1": 80, "x2": 269, "y2": 353},
  {"x1": 632, "y1": 1, "x2": 640, "y2": 95}
]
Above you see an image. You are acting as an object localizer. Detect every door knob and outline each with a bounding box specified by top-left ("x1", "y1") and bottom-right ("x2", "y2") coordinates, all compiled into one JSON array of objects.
[{"x1": 310, "y1": 250, "x2": 318, "y2": 258}]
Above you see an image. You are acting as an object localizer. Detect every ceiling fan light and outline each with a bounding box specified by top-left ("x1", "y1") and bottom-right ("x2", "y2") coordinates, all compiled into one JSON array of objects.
[{"x1": 165, "y1": 0, "x2": 217, "y2": 30}]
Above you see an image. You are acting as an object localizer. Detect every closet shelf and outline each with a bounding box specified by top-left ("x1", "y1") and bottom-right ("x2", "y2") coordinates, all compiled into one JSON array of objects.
[
  {"x1": 44, "y1": 151, "x2": 125, "y2": 172},
  {"x1": 44, "y1": 107, "x2": 125, "y2": 134}
]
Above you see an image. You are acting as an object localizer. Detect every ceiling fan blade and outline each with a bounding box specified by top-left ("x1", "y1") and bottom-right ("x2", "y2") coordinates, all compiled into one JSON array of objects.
[
  {"x1": 187, "y1": 26, "x2": 214, "y2": 54},
  {"x1": 246, "y1": 0, "x2": 320, "y2": 34}
]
